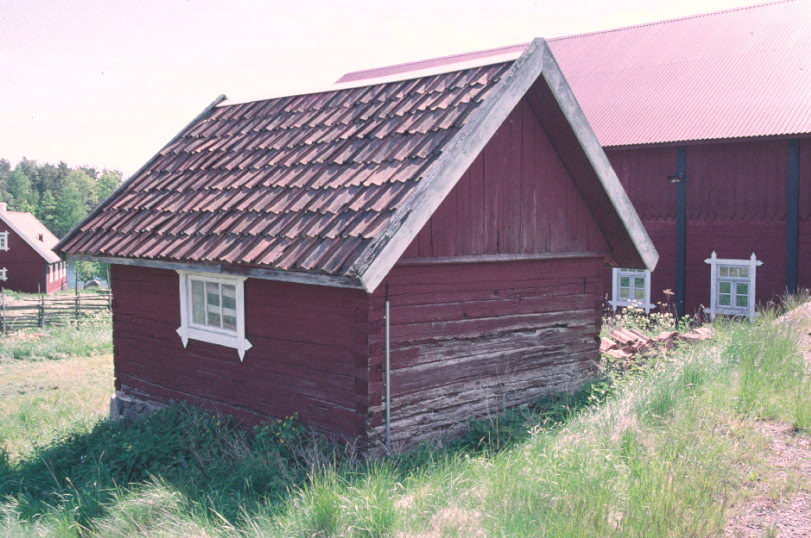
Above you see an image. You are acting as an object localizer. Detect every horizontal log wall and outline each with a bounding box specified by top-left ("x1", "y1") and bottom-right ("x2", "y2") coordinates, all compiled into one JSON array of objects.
[
  {"x1": 367, "y1": 258, "x2": 603, "y2": 449},
  {"x1": 111, "y1": 264, "x2": 371, "y2": 441}
]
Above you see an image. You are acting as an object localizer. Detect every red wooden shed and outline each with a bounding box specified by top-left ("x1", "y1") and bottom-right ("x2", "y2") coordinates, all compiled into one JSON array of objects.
[
  {"x1": 341, "y1": 0, "x2": 811, "y2": 319},
  {"x1": 0, "y1": 203, "x2": 67, "y2": 294},
  {"x1": 59, "y1": 40, "x2": 656, "y2": 449}
]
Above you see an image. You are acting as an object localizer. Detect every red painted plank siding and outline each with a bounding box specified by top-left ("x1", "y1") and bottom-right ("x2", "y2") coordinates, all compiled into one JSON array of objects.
[
  {"x1": 408, "y1": 97, "x2": 610, "y2": 259},
  {"x1": 366, "y1": 258, "x2": 603, "y2": 447},
  {"x1": 686, "y1": 140, "x2": 786, "y2": 222},
  {"x1": 798, "y1": 139, "x2": 811, "y2": 290},
  {"x1": 605, "y1": 139, "x2": 797, "y2": 316},
  {"x1": 0, "y1": 226, "x2": 65, "y2": 294},
  {"x1": 111, "y1": 264, "x2": 371, "y2": 440},
  {"x1": 607, "y1": 147, "x2": 677, "y2": 220}
]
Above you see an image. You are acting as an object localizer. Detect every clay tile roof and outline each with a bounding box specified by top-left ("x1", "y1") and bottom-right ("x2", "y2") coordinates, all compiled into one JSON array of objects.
[
  {"x1": 0, "y1": 210, "x2": 62, "y2": 263},
  {"x1": 338, "y1": 0, "x2": 811, "y2": 147},
  {"x1": 59, "y1": 61, "x2": 513, "y2": 283}
]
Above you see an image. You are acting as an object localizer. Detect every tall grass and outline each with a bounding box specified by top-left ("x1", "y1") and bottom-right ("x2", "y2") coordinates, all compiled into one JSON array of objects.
[
  {"x1": 0, "y1": 307, "x2": 808, "y2": 536},
  {"x1": 0, "y1": 314, "x2": 112, "y2": 361}
]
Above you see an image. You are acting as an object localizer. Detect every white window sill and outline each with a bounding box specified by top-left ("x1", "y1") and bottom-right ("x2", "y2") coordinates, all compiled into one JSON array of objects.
[{"x1": 176, "y1": 325, "x2": 252, "y2": 361}]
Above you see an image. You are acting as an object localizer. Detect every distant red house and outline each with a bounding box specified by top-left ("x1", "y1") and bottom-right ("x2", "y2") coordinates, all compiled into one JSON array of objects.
[
  {"x1": 340, "y1": 0, "x2": 811, "y2": 319},
  {"x1": 0, "y1": 202, "x2": 67, "y2": 294},
  {"x1": 59, "y1": 39, "x2": 656, "y2": 449}
]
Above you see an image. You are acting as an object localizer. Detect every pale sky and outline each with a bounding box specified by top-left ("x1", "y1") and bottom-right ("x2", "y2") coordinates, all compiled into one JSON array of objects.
[{"x1": 1, "y1": 0, "x2": 764, "y2": 176}]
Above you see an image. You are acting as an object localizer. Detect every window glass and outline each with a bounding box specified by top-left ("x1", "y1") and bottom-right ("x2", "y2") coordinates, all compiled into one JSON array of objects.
[
  {"x1": 222, "y1": 284, "x2": 237, "y2": 331},
  {"x1": 191, "y1": 280, "x2": 206, "y2": 325},
  {"x1": 205, "y1": 281, "x2": 221, "y2": 328}
]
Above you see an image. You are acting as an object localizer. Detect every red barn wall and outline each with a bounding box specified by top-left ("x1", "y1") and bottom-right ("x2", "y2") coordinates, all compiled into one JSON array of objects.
[
  {"x1": 365, "y1": 258, "x2": 604, "y2": 448},
  {"x1": 111, "y1": 264, "x2": 372, "y2": 441},
  {"x1": 606, "y1": 138, "x2": 800, "y2": 315},
  {"x1": 0, "y1": 226, "x2": 56, "y2": 294},
  {"x1": 402, "y1": 97, "x2": 610, "y2": 259},
  {"x1": 798, "y1": 138, "x2": 811, "y2": 290}
]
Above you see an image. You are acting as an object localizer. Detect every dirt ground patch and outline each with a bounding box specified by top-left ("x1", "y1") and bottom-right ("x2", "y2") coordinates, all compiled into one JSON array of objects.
[{"x1": 723, "y1": 305, "x2": 811, "y2": 537}]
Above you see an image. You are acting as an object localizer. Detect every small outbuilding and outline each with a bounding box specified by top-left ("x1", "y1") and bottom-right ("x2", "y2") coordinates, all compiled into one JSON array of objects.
[
  {"x1": 0, "y1": 203, "x2": 67, "y2": 294},
  {"x1": 59, "y1": 39, "x2": 656, "y2": 449}
]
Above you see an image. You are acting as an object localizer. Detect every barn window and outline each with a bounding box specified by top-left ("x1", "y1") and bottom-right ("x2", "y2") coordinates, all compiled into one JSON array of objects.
[
  {"x1": 610, "y1": 268, "x2": 654, "y2": 313},
  {"x1": 0, "y1": 231, "x2": 8, "y2": 251},
  {"x1": 0, "y1": 267, "x2": 6, "y2": 281},
  {"x1": 705, "y1": 251, "x2": 761, "y2": 321},
  {"x1": 176, "y1": 271, "x2": 252, "y2": 361}
]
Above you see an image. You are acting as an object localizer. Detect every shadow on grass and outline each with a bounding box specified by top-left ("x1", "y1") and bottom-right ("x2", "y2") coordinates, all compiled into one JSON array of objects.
[{"x1": 0, "y1": 384, "x2": 601, "y2": 530}]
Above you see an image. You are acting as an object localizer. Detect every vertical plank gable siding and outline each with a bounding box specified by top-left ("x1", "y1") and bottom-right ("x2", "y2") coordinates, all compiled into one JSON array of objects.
[
  {"x1": 366, "y1": 258, "x2": 603, "y2": 447},
  {"x1": 403, "y1": 97, "x2": 610, "y2": 259},
  {"x1": 111, "y1": 264, "x2": 371, "y2": 440},
  {"x1": 606, "y1": 139, "x2": 797, "y2": 314}
]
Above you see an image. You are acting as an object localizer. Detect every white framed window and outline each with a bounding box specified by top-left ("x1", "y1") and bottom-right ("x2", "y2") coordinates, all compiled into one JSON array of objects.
[
  {"x1": 0, "y1": 267, "x2": 6, "y2": 281},
  {"x1": 610, "y1": 268, "x2": 655, "y2": 313},
  {"x1": 49, "y1": 264, "x2": 54, "y2": 283},
  {"x1": 176, "y1": 271, "x2": 252, "y2": 361},
  {"x1": 0, "y1": 231, "x2": 8, "y2": 251},
  {"x1": 705, "y1": 251, "x2": 762, "y2": 321}
]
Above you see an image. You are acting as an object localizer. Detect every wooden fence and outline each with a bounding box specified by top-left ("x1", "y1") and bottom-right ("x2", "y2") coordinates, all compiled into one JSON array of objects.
[{"x1": 0, "y1": 290, "x2": 112, "y2": 333}]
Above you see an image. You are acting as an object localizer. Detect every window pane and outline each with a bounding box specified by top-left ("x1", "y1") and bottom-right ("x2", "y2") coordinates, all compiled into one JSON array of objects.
[
  {"x1": 223, "y1": 313, "x2": 237, "y2": 331},
  {"x1": 737, "y1": 282, "x2": 749, "y2": 296},
  {"x1": 720, "y1": 267, "x2": 729, "y2": 277},
  {"x1": 736, "y1": 295, "x2": 748, "y2": 307},
  {"x1": 620, "y1": 288, "x2": 630, "y2": 299},
  {"x1": 719, "y1": 281, "x2": 731, "y2": 294},
  {"x1": 719, "y1": 294, "x2": 731, "y2": 306},
  {"x1": 222, "y1": 284, "x2": 236, "y2": 310},
  {"x1": 191, "y1": 280, "x2": 206, "y2": 325},
  {"x1": 730, "y1": 267, "x2": 739, "y2": 277},
  {"x1": 634, "y1": 288, "x2": 644, "y2": 300},
  {"x1": 634, "y1": 277, "x2": 645, "y2": 288},
  {"x1": 740, "y1": 267, "x2": 748, "y2": 278},
  {"x1": 206, "y1": 282, "x2": 221, "y2": 328},
  {"x1": 620, "y1": 277, "x2": 630, "y2": 287}
]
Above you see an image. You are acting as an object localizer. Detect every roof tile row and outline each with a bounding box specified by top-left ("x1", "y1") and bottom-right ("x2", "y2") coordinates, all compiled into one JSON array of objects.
[{"x1": 61, "y1": 62, "x2": 512, "y2": 276}]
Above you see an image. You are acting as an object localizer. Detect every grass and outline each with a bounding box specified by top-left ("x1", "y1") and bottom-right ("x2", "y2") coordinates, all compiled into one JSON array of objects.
[
  {"x1": 0, "y1": 305, "x2": 809, "y2": 536},
  {"x1": 0, "y1": 315, "x2": 112, "y2": 362}
]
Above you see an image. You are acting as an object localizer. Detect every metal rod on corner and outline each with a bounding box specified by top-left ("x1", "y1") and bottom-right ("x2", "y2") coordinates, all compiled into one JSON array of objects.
[{"x1": 385, "y1": 280, "x2": 391, "y2": 455}]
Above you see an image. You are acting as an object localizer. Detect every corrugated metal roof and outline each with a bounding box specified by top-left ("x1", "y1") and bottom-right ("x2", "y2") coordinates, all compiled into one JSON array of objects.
[
  {"x1": 59, "y1": 63, "x2": 514, "y2": 278},
  {"x1": 0, "y1": 210, "x2": 62, "y2": 263},
  {"x1": 339, "y1": 0, "x2": 811, "y2": 146}
]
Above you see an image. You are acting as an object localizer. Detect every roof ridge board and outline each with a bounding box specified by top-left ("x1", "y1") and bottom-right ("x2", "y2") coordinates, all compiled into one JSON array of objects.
[{"x1": 550, "y1": 0, "x2": 794, "y2": 44}]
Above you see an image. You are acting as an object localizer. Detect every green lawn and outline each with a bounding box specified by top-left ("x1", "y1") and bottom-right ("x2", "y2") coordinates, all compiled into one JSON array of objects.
[{"x1": 0, "y1": 309, "x2": 809, "y2": 536}]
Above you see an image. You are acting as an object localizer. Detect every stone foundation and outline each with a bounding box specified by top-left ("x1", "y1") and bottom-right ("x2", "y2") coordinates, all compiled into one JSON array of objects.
[{"x1": 109, "y1": 385, "x2": 167, "y2": 421}]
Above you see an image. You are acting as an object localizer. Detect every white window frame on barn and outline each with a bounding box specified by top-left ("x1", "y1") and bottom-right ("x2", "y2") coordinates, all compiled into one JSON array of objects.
[
  {"x1": 610, "y1": 268, "x2": 655, "y2": 313},
  {"x1": 0, "y1": 231, "x2": 8, "y2": 251},
  {"x1": 176, "y1": 271, "x2": 251, "y2": 361},
  {"x1": 0, "y1": 267, "x2": 6, "y2": 281},
  {"x1": 705, "y1": 252, "x2": 762, "y2": 321}
]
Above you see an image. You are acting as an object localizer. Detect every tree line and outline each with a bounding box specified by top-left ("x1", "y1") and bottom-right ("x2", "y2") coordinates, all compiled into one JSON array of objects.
[{"x1": 0, "y1": 158, "x2": 123, "y2": 238}]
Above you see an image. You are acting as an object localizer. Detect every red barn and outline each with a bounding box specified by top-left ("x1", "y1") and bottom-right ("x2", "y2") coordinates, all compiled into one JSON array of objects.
[
  {"x1": 341, "y1": 0, "x2": 811, "y2": 319},
  {"x1": 59, "y1": 40, "x2": 656, "y2": 449},
  {"x1": 0, "y1": 203, "x2": 67, "y2": 294}
]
